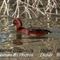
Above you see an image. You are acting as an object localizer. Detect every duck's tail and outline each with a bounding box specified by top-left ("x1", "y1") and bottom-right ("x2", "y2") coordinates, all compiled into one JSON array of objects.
[{"x1": 46, "y1": 30, "x2": 52, "y2": 33}]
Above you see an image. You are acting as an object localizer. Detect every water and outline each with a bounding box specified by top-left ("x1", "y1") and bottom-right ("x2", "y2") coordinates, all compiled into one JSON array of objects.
[{"x1": 0, "y1": 32, "x2": 9, "y2": 43}]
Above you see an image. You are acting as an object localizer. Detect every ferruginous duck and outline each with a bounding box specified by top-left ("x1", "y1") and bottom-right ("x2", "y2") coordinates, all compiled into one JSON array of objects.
[{"x1": 13, "y1": 18, "x2": 51, "y2": 36}]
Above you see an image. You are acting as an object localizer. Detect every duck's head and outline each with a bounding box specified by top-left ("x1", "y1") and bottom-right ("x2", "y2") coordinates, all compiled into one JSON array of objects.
[{"x1": 13, "y1": 18, "x2": 22, "y2": 28}]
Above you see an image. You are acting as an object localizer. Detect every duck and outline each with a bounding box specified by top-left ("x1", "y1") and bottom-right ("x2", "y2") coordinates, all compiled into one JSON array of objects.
[{"x1": 13, "y1": 18, "x2": 51, "y2": 37}]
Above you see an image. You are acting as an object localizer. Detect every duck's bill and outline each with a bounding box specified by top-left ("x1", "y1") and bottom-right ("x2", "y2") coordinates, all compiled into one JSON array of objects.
[{"x1": 8, "y1": 24, "x2": 14, "y2": 26}]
